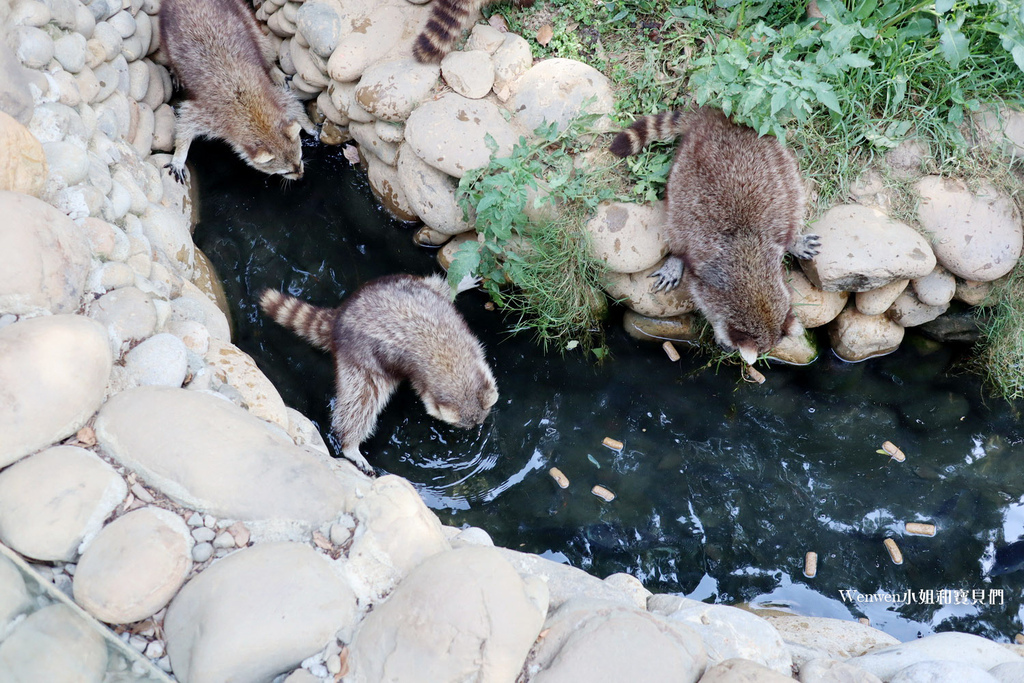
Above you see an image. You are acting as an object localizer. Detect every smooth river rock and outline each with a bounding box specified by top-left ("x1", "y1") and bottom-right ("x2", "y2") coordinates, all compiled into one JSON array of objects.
[
  {"x1": 916, "y1": 176, "x2": 1022, "y2": 282},
  {"x1": 495, "y1": 546, "x2": 640, "y2": 610},
  {"x1": 856, "y1": 279, "x2": 908, "y2": 316},
  {"x1": 0, "y1": 603, "x2": 108, "y2": 682},
  {"x1": 354, "y1": 57, "x2": 439, "y2": 123},
  {"x1": 74, "y1": 506, "x2": 193, "y2": 624},
  {"x1": 789, "y1": 268, "x2": 848, "y2": 328},
  {"x1": 848, "y1": 632, "x2": 1018, "y2": 679},
  {"x1": 0, "y1": 190, "x2": 91, "y2": 315},
  {"x1": 586, "y1": 201, "x2": 668, "y2": 274},
  {"x1": 700, "y1": 658, "x2": 793, "y2": 682},
  {"x1": 346, "y1": 546, "x2": 549, "y2": 683},
  {"x1": 404, "y1": 92, "x2": 521, "y2": 178},
  {"x1": 204, "y1": 338, "x2": 289, "y2": 430},
  {"x1": 890, "y1": 661, "x2": 1000, "y2": 683},
  {"x1": 527, "y1": 598, "x2": 706, "y2": 683},
  {"x1": 396, "y1": 143, "x2": 472, "y2": 235},
  {"x1": 765, "y1": 615, "x2": 899, "y2": 664},
  {"x1": 828, "y1": 307, "x2": 905, "y2": 362},
  {"x1": 93, "y1": 386, "x2": 356, "y2": 523},
  {"x1": 165, "y1": 542, "x2": 359, "y2": 683},
  {"x1": 0, "y1": 554, "x2": 31, "y2": 633},
  {"x1": 0, "y1": 111, "x2": 47, "y2": 197},
  {"x1": 441, "y1": 50, "x2": 495, "y2": 99},
  {"x1": 0, "y1": 315, "x2": 112, "y2": 468},
  {"x1": 509, "y1": 58, "x2": 615, "y2": 134},
  {"x1": 802, "y1": 204, "x2": 936, "y2": 291},
  {"x1": 604, "y1": 258, "x2": 695, "y2": 318},
  {"x1": 648, "y1": 594, "x2": 792, "y2": 675},
  {"x1": 346, "y1": 475, "x2": 451, "y2": 599},
  {"x1": 0, "y1": 445, "x2": 125, "y2": 562}
]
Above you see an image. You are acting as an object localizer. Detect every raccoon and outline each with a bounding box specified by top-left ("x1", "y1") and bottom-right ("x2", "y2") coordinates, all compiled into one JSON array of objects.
[
  {"x1": 412, "y1": 0, "x2": 535, "y2": 64},
  {"x1": 158, "y1": 0, "x2": 313, "y2": 182},
  {"x1": 260, "y1": 274, "x2": 499, "y2": 475},
  {"x1": 610, "y1": 107, "x2": 821, "y2": 364}
]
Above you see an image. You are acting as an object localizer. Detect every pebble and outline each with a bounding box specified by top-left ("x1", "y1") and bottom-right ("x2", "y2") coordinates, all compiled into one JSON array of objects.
[
  {"x1": 54, "y1": 32, "x2": 88, "y2": 73},
  {"x1": 187, "y1": 512, "x2": 204, "y2": 527},
  {"x1": 123, "y1": 332, "x2": 188, "y2": 387},
  {"x1": 192, "y1": 542, "x2": 214, "y2": 563},
  {"x1": 145, "y1": 641, "x2": 165, "y2": 659},
  {"x1": 192, "y1": 527, "x2": 216, "y2": 543},
  {"x1": 11, "y1": 0, "x2": 51, "y2": 27},
  {"x1": 213, "y1": 531, "x2": 235, "y2": 549},
  {"x1": 12, "y1": 25, "x2": 54, "y2": 69}
]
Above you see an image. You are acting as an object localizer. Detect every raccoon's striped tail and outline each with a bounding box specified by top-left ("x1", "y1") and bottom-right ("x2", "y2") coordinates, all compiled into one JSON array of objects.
[
  {"x1": 413, "y1": 0, "x2": 481, "y2": 63},
  {"x1": 259, "y1": 290, "x2": 336, "y2": 352},
  {"x1": 609, "y1": 110, "x2": 687, "y2": 157},
  {"x1": 412, "y1": 0, "x2": 535, "y2": 64}
]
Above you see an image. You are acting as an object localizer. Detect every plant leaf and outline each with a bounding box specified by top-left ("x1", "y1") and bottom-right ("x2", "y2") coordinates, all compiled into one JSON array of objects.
[
  {"x1": 536, "y1": 24, "x2": 554, "y2": 47},
  {"x1": 938, "y1": 20, "x2": 970, "y2": 68}
]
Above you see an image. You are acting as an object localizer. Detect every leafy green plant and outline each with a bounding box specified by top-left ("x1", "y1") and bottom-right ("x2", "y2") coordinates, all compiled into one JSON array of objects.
[{"x1": 448, "y1": 113, "x2": 618, "y2": 356}]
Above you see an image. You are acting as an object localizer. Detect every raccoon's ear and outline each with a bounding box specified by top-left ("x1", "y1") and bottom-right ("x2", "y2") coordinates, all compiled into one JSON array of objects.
[
  {"x1": 286, "y1": 120, "x2": 301, "y2": 140},
  {"x1": 252, "y1": 149, "x2": 275, "y2": 164}
]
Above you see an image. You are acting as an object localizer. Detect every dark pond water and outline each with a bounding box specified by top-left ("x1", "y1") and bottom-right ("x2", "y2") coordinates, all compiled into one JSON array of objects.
[{"x1": 191, "y1": 141, "x2": 1024, "y2": 643}]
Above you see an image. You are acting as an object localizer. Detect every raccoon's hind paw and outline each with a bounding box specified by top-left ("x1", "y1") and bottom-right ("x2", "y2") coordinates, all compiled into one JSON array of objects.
[
  {"x1": 164, "y1": 162, "x2": 187, "y2": 185},
  {"x1": 649, "y1": 256, "x2": 683, "y2": 292},
  {"x1": 791, "y1": 233, "x2": 821, "y2": 260},
  {"x1": 342, "y1": 449, "x2": 377, "y2": 478}
]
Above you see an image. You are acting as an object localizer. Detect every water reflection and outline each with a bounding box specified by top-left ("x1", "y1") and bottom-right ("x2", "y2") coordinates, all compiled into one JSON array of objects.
[{"x1": 191, "y1": 141, "x2": 1024, "y2": 642}]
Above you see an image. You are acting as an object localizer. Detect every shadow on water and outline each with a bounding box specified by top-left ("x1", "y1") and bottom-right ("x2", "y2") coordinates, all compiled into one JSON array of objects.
[{"x1": 192, "y1": 140, "x2": 1024, "y2": 642}]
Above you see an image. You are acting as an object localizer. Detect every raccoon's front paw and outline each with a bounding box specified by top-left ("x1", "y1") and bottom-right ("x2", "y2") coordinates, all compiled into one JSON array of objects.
[
  {"x1": 269, "y1": 66, "x2": 287, "y2": 87},
  {"x1": 342, "y1": 448, "x2": 377, "y2": 478},
  {"x1": 791, "y1": 233, "x2": 821, "y2": 260},
  {"x1": 164, "y1": 162, "x2": 187, "y2": 185},
  {"x1": 649, "y1": 257, "x2": 683, "y2": 293}
]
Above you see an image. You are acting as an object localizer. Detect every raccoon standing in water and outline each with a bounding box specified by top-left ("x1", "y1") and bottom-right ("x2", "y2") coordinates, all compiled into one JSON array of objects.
[
  {"x1": 413, "y1": 0, "x2": 535, "y2": 63},
  {"x1": 610, "y1": 107, "x2": 821, "y2": 364},
  {"x1": 159, "y1": 0, "x2": 313, "y2": 182},
  {"x1": 260, "y1": 275, "x2": 499, "y2": 475}
]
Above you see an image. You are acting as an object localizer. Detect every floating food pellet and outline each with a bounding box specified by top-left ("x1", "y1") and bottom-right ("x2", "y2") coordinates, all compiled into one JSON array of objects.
[
  {"x1": 883, "y1": 538, "x2": 903, "y2": 565},
  {"x1": 859, "y1": 617, "x2": 871, "y2": 626},
  {"x1": 662, "y1": 341, "x2": 680, "y2": 362},
  {"x1": 1016, "y1": 633, "x2": 1024, "y2": 645},
  {"x1": 743, "y1": 365, "x2": 766, "y2": 384},
  {"x1": 602, "y1": 437, "x2": 623, "y2": 451},
  {"x1": 549, "y1": 467, "x2": 569, "y2": 489},
  {"x1": 880, "y1": 441, "x2": 906, "y2": 462},
  {"x1": 591, "y1": 485, "x2": 615, "y2": 502},
  {"x1": 905, "y1": 522, "x2": 936, "y2": 537},
  {"x1": 803, "y1": 551, "x2": 817, "y2": 578}
]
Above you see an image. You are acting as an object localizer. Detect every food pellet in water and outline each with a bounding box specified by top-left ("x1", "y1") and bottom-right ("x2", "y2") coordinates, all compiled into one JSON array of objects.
[
  {"x1": 884, "y1": 538, "x2": 903, "y2": 565},
  {"x1": 549, "y1": 467, "x2": 569, "y2": 489},
  {"x1": 591, "y1": 485, "x2": 615, "y2": 502},
  {"x1": 881, "y1": 441, "x2": 906, "y2": 462},
  {"x1": 905, "y1": 522, "x2": 936, "y2": 537},
  {"x1": 602, "y1": 437, "x2": 623, "y2": 451},
  {"x1": 662, "y1": 341, "x2": 680, "y2": 361},
  {"x1": 803, "y1": 551, "x2": 817, "y2": 578}
]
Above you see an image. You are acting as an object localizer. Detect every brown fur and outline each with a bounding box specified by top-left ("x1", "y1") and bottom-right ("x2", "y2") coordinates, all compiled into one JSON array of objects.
[
  {"x1": 413, "y1": 0, "x2": 535, "y2": 63},
  {"x1": 610, "y1": 107, "x2": 819, "y2": 363},
  {"x1": 260, "y1": 275, "x2": 499, "y2": 475},
  {"x1": 159, "y1": 0, "x2": 311, "y2": 182}
]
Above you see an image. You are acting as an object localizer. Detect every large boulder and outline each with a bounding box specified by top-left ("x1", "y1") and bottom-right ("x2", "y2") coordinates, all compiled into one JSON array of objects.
[
  {"x1": 801, "y1": 205, "x2": 935, "y2": 292},
  {"x1": 94, "y1": 386, "x2": 358, "y2": 524},
  {"x1": 525, "y1": 598, "x2": 706, "y2": 683},
  {"x1": 165, "y1": 542, "x2": 359, "y2": 683},
  {"x1": 847, "y1": 632, "x2": 1018, "y2": 680},
  {"x1": 346, "y1": 546, "x2": 548, "y2": 683},
  {"x1": 916, "y1": 176, "x2": 1022, "y2": 282},
  {"x1": 508, "y1": 58, "x2": 615, "y2": 134},
  {"x1": 0, "y1": 446, "x2": 125, "y2": 562},
  {"x1": 0, "y1": 315, "x2": 111, "y2": 468},
  {"x1": 0, "y1": 190, "x2": 90, "y2": 315}
]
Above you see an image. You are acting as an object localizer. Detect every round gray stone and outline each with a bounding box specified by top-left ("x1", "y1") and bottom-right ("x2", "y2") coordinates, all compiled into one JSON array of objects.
[
  {"x1": 0, "y1": 316, "x2": 112, "y2": 468},
  {"x1": 53, "y1": 32, "x2": 88, "y2": 73},
  {"x1": 509, "y1": 58, "x2": 615, "y2": 134},
  {"x1": 165, "y1": 542, "x2": 359, "y2": 683},
  {"x1": 295, "y1": 0, "x2": 343, "y2": 58},
  {"x1": 74, "y1": 506, "x2": 193, "y2": 624},
  {"x1": 123, "y1": 332, "x2": 188, "y2": 387},
  {"x1": 441, "y1": 50, "x2": 494, "y2": 99},
  {"x1": 87, "y1": 286, "x2": 158, "y2": 351},
  {"x1": 405, "y1": 92, "x2": 520, "y2": 178},
  {"x1": 0, "y1": 190, "x2": 91, "y2": 316},
  {"x1": 0, "y1": 445, "x2": 126, "y2": 562},
  {"x1": 354, "y1": 57, "x2": 440, "y2": 123},
  {"x1": 43, "y1": 140, "x2": 90, "y2": 187},
  {"x1": 0, "y1": 603, "x2": 107, "y2": 681},
  {"x1": 93, "y1": 386, "x2": 357, "y2": 523}
]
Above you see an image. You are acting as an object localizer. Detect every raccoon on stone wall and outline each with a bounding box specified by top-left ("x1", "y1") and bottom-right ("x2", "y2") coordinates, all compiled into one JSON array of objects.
[
  {"x1": 610, "y1": 107, "x2": 821, "y2": 364},
  {"x1": 413, "y1": 0, "x2": 535, "y2": 63},
  {"x1": 260, "y1": 274, "x2": 499, "y2": 475},
  {"x1": 159, "y1": 0, "x2": 314, "y2": 182}
]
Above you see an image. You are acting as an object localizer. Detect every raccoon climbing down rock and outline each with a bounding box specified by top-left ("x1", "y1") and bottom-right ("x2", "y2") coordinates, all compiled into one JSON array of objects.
[
  {"x1": 610, "y1": 107, "x2": 821, "y2": 365},
  {"x1": 260, "y1": 275, "x2": 499, "y2": 476},
  {"x1": 413, "y1": 0, "x2": 535, "y2": 63},
  {"x1": 159, "y1": 0, "x2": 314, "y2": 182}
]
